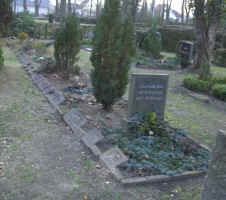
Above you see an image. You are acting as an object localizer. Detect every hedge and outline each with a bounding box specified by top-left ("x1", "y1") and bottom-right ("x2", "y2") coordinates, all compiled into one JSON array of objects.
[
  {"x1": 212, "y1": 84, "x2": 226, "y2": 101},
  {"x1": 183, "y1": 76, "x2": 211, "y2": 93}
]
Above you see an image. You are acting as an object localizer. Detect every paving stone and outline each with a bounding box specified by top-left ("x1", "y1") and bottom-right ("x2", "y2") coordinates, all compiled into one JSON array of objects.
[
  {"x1": 81, "y1": 129, "x2": 104, "y2": 157},
  {"x1": 48, "y1": 91, "x2": 65, "y2": 105},
  {"x1": 63, "y1": 109, "x2": 87, "y2": 133},
  {"x1": 100, "y1": 147, "x2": 128, "y2": 180}
]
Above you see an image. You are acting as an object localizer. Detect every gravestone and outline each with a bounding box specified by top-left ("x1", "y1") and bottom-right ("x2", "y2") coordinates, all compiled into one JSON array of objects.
[
  {"x1": 64, "y1": 109, "x2": 87, "y2": 133},
  {"x1": 177, "y1": 40, "x2": 194, "y2": 68},
  {"x1": 128, "y1": 73, "x2": 169, "y2": 120}
]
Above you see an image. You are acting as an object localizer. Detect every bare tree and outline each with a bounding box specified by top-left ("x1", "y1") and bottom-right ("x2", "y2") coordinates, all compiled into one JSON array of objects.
[
  {"x1": 23, "y1": 0, "x2": 27, "y2": 11},
  {"x1": 184, "y1": 0, "x2": 192, "y2": 24},
  {"x1": 68, "y1": 0, "x2": 72, "y2": 14},
  {"x1": 90, "y1": 0, "x2": 93, "y2": 16},
  {"x1": 181, "y1": 0, "x2": 185, "y2": 24},
  {"x1": 35, "y1": 0, "x2": 42, "y2": 16},
  {"x1": 166, "y1": 0, "x2": 173, "y2": 23},
  {"x1": 150, "y1": 0, "x2": 155, "y2": 17},
  {"x1": 60, "y1": 0, "x2": 66, "y2": 17},
  {"x1": 193, "y1": 0, "x2": 223, "y2": 80},
  {"x1": 161, "y1": 0, "x2": 165, "y2": 24}
]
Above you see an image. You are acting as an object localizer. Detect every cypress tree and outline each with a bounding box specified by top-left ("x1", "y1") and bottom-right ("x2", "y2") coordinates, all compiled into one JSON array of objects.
[
  {"x1": 54, "y1": 15, "x2": 80, "y2": 79},
  {"x1": 90, "y1": 0, "x2": 135, "y2": 110}
]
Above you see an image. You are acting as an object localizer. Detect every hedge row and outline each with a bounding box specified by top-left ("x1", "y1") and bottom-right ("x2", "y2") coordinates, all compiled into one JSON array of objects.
[{"x1": 184, "y1": 75, "x2": 226, "y2": 102}]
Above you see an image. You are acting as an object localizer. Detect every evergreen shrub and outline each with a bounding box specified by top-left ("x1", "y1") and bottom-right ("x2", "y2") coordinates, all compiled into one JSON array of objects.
[
  {"x1": 183, "y1": 75, "x2": 210, "y2": 93},
  {"x1": 141, "y1": 30, "x2": 162, "y2": 58},
  {"x1": 54, "y1": 15, "x2": 80, "y2": 79},
  {"x1": 90, "y1": 0, "x2": 135, "y2": 110},
  {"x1": 10, "y1": 12, "x2": 37, "y2": 37},
  {"x1": 212, "y1": 84, "x2": 226, "y2": 101}
]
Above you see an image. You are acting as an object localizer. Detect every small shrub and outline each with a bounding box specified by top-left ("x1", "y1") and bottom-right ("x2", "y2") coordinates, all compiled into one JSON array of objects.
[
  {"x1": 10, "y1": 12, "x2": 36, "y2": 37},
  {"x1": 212, "y1": 76, "x2": 226, "y2": 85},
  {"x1": 212, "y1": 84, "x2": 226, "y2": 101},
  {"x1": 141, "y1": 30, "x2": 162, "y2": 58},
  {"x1": 32, "y1": 42, "x2": 47, "y2": 56},
  {"x1": 0, "y1": 46, "x2": 4, "y2": 69},
  {"x1": 18, "y1": 32, "x2": 28, "y2": 42},
  {"x1": 54, "y1": 15, "x2": 81, "y2": 79},
  {"x1": 183, "y1": 75, "x2": 210, "y2": 93}
]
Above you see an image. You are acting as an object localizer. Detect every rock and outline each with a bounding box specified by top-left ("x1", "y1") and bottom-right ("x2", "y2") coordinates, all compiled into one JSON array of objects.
[{"x1": 201, "y1": 130, "x2": 226, "y2": 200}]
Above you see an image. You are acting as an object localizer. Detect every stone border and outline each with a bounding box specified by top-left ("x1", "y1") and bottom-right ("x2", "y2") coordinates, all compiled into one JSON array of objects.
[{"x1": 16, "y1": 49, "x2": 208, "y2": 186}]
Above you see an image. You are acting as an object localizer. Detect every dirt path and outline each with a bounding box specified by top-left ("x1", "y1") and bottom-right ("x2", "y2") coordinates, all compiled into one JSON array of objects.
[{"x1": 0, "y1": 46, "x2": 170, "y2": 200}]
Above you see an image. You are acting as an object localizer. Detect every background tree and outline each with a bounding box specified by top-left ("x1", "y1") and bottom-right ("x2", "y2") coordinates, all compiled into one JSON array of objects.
[
  {"x1": 165, "y1": 0, "x2": 173, "y2": 23},
  {"x1": 184, "y1": 0, "x2": 192, "y2": 24},
  {"x1": 90, "y1": 0, "x2": 135, "y2": 110},
  {"x1": 150, "y1": 0, "x2": 155, "y2": 17},
  {"x1": 56, "y1": 0, "x2": 59, "y2": 15},
  {"x1": 68, "y1": 0, "x2": 72, "y2": 14},
  {"x1": 0, "y1": 0, "x2": 13, "y2": 37},
  {"x1": 60, "y1": 0, "x2": 66, "y2": 18},
  {"x1": 35, "y1": 0, "x2": 42, "y2": 16},
  {"x1": 23, "y1": 0, "x2": 27, "y2": 11},
  {"x1": 95, "y1": 0, "x2": 102, "y2": 17},
  {"x1": 181, "y1": 0, "x2": 185, "y2": 23},
  {"x1": 193, "y1": 0, "x2": 223, "y2": 80}
]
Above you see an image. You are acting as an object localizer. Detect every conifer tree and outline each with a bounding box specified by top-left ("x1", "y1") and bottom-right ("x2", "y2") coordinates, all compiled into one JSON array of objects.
[
  {"x1": 90, "y1": 0, "x2": 135, "y2": 110},
  {"x1": 54, "y1": 15, "x2": 80, "y2": 79}
]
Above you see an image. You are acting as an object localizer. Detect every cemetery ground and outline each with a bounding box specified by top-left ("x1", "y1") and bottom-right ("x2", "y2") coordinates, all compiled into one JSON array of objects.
[{"x1": 0, "y1": 39, "x2": 226, "y2": 199}]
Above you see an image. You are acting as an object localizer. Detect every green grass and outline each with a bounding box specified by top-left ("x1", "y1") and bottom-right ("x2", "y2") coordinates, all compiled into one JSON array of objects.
[
  {"x1": 161, "y1": 185, "x2": 201, "y2": 200},
  {"x1": 211, "y1": 65, "x2": 226, "y2": 77}
]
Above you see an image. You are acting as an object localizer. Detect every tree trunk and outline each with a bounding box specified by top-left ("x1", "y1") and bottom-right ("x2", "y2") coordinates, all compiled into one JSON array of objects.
[
  {"x1": 161, "y1": 0, "x2": 165, "y2": 24},
  {"x1": 23, "y1": 0, "x2": 27, "y2": 11},
  {"x1": 181, "y1": 0, "x2": 184, "y2": 24},
  {"x1": 208, "y1": 23, "x2": 218, "y2": 64},
  {"x1": 60, "y1": 0, "x2": 66, "y2": 18},
  {"x1": 166, "y1": 0, "x2": 172, "y2": 23},
  {"x1": 56, "y1": 0, "x2": 59, "y2": 15},
  {"x1": 35, "y1": 0, "x2": 41, "y2": 16},
  {"x1": 201, "y1": 130, "x2": 226, "y2": 200},
  {"x1": 68, "y1": 0, "x2": 72, "y2": 14},
  {"x1": 151, "y1": 0, "x2": 155, "y2": 17},
  {"x1": 90, "y1": 0, "x2": 93, "y2": 16}
]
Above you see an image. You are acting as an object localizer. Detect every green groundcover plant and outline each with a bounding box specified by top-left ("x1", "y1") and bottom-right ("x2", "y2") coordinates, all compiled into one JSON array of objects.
[{"x1": 101, "y1": 113, "x2": 210, "y2": 176}]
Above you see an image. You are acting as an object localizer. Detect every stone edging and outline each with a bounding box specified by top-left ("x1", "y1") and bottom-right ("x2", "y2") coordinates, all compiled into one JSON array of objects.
[{"x1": 16, "y1": 50, "x2": 208, "y2": 186}]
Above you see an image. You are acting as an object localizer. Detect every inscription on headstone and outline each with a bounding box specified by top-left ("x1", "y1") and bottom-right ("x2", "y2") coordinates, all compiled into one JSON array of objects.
[
  {"x1": 128, "y1": 73, "x2": 169, "y2": 119},
  {"x1": 64, "y1": 109, "x2": 87, "y2": 132}
]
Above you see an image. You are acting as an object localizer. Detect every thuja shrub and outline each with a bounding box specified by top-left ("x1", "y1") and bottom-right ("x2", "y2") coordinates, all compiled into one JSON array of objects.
[
  {"x1": 212, "y1": 84, "x2": 226, "y2": 101},
  {"x1": 0, "y1": 46, "x2": 4, "y2": 69},
  {"x1": 90, "y1": 0, "x2": 135, "y2": 110},
  {"x1": 183, "y1": 75, "x2": 211, "y2": 93},
  {"x1": 141, "y1": 30, "x2": 162, "y2": 58},
  {"x1": 54, "y1": 15, "x2": 80, "y2": 79}
]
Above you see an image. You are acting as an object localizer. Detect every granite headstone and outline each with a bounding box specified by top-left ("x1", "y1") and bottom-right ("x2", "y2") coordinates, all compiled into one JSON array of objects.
[{"x1": 128, "y1": 73, "x2": 169, "y2": 120}]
